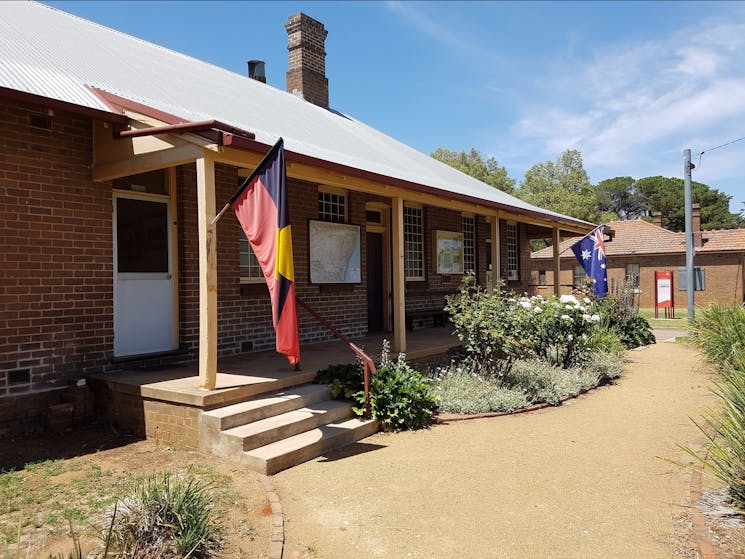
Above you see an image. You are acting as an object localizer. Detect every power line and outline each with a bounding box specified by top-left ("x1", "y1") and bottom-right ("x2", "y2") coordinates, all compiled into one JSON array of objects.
[{"x1": 698, "y1": 135, "x2": 745, "y2": 168}]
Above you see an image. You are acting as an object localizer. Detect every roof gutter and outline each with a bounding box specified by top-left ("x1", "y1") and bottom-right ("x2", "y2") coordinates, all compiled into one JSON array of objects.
[
  {"x1": 0, "y1": 86, "x2": 128, "y2": 124},
  {"x1": 115, "y1": 119, "x2": 255, "y2": 140}
]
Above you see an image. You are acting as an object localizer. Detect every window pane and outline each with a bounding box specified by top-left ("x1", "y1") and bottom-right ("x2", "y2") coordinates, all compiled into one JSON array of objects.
[
  {"x1": 113, "y1": 169, "x2": 167, "y2": 195},
  {"x1": 462, "y1": 216, "x2": 475, "y2": 275},
  {"x1": 116, "y1": 198, "x2": 168, "y2": 273}
]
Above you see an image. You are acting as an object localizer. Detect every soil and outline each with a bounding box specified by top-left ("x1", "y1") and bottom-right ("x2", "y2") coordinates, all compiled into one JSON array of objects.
[
  {"x1": 3, "y1": 336, "x2": 745, "y2": 559},
  {"x1": 273, "y1": 340, "x2": 732, "y2": 559},
  {"x1": 0, "y1": 428, "x2": 269, "y2": 559}
]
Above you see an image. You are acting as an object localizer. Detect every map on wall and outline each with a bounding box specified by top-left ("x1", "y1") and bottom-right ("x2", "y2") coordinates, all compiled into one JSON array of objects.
[
  {"x1": 309, "y1": 220, "x2": 362, "y2": 283},
  {"x1": 434, "y1": 230, "x2": 464, "y2": 274}
]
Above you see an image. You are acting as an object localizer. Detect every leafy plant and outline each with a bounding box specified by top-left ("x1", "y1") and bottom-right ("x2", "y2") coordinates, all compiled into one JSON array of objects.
[
  {"x1": 595, "y1": 294, "x2": 655, "y2": 348},
  {"x1": 445, "y1": 276, "x2": 537, "y2": 376},
  {"x1": 684, "y1": 366, "x2": 745, "y2": 512},
  {"x1": 108, "y1": 472, "x2": 222, "y2": 559},
  {"x1": 435, "y1": 368, "x2": 529, "y2": 414},
  {"x1": 313, "y1": 363, "x2": 363, "y2": 399},
  {"x1": 354, "y1": 356, "x2": 438, "y2": 431},
  {"x1": 689, "y1": 304, "x2": 745, "y2": 371}
]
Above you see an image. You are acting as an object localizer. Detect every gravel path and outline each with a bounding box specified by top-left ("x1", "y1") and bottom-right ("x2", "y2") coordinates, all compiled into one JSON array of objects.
[{"x1": 275, "y1": 341, "x2": 716, "y2": 559}]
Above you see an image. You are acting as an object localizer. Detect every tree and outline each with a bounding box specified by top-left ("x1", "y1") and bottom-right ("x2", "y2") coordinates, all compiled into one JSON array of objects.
[
  {"x1": 595, "y1": 176, "x2": 647, "y2": 220},
  {"x1": 431, "y1": 147, "x2": 515, "y2": 194},
  {"x1": 635, "y1": 176, "x2": 745, "y2": 231},
  {"x1": 516, "y1": 149, "x2": 606, "y2": 223}
]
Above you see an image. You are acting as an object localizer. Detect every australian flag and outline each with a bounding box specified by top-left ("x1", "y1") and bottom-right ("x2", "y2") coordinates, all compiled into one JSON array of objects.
[
  {"x1": 571, "y1": 226, "x2": 608, "y2": 298},
  {"x1": 231, "y1": 138, "x2": 300, "y2": 366}
]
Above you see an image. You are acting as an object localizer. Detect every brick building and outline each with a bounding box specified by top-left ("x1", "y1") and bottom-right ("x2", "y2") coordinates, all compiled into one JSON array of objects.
[
  {"x1": 529, "y1": 210, "x2": 745, "y2": 308},
  {"x1": 0, "y1": 3, "x2": 592, "y2": 435}
]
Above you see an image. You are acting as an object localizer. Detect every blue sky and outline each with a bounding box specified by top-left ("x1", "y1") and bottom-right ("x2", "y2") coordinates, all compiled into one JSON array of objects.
[{"x1": 48, "y1": 1, "x2": 745, "y2": 213}]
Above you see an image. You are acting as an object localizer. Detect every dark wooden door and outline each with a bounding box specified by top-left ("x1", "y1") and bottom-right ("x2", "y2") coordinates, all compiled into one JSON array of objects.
[{"x1": 367, "y1": 232, "x2": 384, "y2": 332}]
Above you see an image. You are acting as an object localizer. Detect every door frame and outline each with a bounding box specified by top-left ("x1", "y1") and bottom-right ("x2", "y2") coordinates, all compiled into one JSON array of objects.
[
  {"x1": 366, "y1": 202, "x2": 392, "y2": 331},
  {"x1": 112, "y1": 169, "x2": 179, "y2": 355}
]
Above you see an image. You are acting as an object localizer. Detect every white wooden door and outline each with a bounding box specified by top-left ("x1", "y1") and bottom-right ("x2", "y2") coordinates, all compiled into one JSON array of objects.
[{"x1": 113, "y1": 193, "x2": 175, "y2": 356}]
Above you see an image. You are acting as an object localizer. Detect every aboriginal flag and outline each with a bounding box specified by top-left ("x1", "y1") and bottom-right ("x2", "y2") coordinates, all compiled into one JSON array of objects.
[{"x1": 231, "y1": 139, "x2": 300, "y2": 366}]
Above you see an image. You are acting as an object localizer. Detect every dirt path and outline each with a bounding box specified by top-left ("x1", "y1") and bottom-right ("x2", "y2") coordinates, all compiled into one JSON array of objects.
[{"x1": 274, "y1": 341, "x2": 717, "y2": 559}]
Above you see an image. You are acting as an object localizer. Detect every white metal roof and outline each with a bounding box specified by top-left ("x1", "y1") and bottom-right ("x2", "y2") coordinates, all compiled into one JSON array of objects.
[{"x1": 0, "y1": 2, "x2": 591, "y2": 228}]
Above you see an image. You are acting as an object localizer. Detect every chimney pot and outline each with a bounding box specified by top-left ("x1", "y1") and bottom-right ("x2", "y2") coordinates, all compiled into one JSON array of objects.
[
  {"x1": 652, "y1": 211, "x2": 663, "y2": 228},
  {"x1": 247, "y1": 60, "x2": 266, "y2": 83},
  {"x1": 285, "y1": 12, "x2": 329, "y2": 108}
]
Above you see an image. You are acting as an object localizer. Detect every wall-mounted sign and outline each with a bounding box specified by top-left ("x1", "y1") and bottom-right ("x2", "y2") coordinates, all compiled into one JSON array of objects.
[{"x1": 433, "y1": 230, "x2": 464, "y2": 274}]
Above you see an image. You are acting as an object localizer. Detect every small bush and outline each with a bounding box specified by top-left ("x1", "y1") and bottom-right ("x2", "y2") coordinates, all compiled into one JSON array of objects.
[
  {"x1": 355, "y1": 356, "x2": 439, "y2": 431},
  {"x1": 313, "y1": 363, "x2": 363, "y2": 399},
  {"x1": 436, "y1": 370, "x2": 529, "y2": 414},
  {"x1": 690, "y1": 304, "x2": 745, "y2": 370},
  {"x1": 685, "y1": 367, "x2": 745, "y2": 512},
  {"x1": 445, "y1": 276, "x2": 537, "y2": 376},
  {"x1": 504, "y1": 360, "x2": 600, "y2": 405},
  {"x1": 596, "y1": 295, "x2": 655, "y2": 348},
  {"x1": 109, "y1": 473, "x2": 221, "y2": 559}
]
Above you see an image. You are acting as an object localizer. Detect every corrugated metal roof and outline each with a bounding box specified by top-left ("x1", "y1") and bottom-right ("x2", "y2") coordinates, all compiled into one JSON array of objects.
[
  {"x1": 0, "y1": 2, "x2": 591, "y2": 228},
  {"x1": 532, "y1": 219, "x2": 745, "y2": 258}
]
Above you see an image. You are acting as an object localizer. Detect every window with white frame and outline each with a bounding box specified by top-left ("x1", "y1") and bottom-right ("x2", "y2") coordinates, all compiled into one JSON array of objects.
[
  {"x1": 318, "y1": 187, "x2": 347, "y2": 223},
  {"x1": 625, "y1": 263, "x2": 640, "y2": 288},
  {"x1": 506, "y1": 222, "x2": 519, "y2": 280},
  {"x1": 462, "y1": 215, "x2": 476, "y2": 275},
  {"x1": 404, "y1": 206, "x2": 424, "y2": 280},
  {"x1": 239, "y1": 229, "x2": 264, "y2": 283}
]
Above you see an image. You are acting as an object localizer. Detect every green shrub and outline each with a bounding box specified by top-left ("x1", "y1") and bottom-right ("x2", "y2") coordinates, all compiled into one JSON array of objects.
[
  {"x1": 313, "y1": 363, "x2": 363, "y2": 399},
  {"x1": 445, "y1": 277, "x2": 537, "y2": 376},
  {"x1": 504, "y1": 360, "x2": 600, "y2": 405},
  {"x1": 596, "y1": 295, "x2": 655, "y2": 348},
  {"x1": 690, "y1": 304, "x2": 745, "y2": 370},
  {"x1": 354, "y1": 356, "x2": 439, "y2": 431},
  {"x1": 109, "y1": 473, "x2": 221, "y2": 559},
  {"x1": 685, "y1": 366, "x2": 745, "y2": 512},
  {"x1": 436, "y1": 370, "x2": 529, "y2": 414}
]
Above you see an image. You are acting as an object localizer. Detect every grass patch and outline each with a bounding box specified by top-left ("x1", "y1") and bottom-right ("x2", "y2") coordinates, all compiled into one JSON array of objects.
[{"x1": 638, "y1": 308, "x2": 690, "y2": 330}]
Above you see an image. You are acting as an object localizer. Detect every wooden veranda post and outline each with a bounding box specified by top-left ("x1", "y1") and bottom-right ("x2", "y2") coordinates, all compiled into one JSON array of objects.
[
  {"x1": 490, "y1": 215, "x2": 500, "y2": 289},
  {"x1": 552, "y1": 227, "x2": 561, "y2": 297},
  {"x1": 392, "y1": 196, "x2": 406, "y2": 353},
  {"x1": 197, "y1": 153, "x2": 218, "y2": 390}
]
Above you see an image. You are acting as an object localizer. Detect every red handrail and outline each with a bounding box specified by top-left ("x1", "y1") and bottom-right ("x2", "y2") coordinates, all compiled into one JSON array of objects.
[{"x1": 295, "y1": 297, "x2": 377, "y2": 418}]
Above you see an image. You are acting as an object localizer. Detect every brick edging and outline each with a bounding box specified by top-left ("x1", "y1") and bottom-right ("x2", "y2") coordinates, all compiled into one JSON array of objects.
[
  {"x1": 261, "y1": 476, "x2": 285, "y2": 559},
  {"x1": 689, "y1": 461, "x2": 717, "y2": 559}
]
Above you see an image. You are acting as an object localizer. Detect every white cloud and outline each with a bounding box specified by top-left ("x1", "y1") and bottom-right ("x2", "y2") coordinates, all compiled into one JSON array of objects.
[{"x1": 510, "y1": 17, "x2": 745, "y2": 188}]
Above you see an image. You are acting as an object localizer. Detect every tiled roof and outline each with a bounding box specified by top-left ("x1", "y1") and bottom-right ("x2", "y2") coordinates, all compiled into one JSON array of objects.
[
  {"x1": 0, "y1": 2, "x2": 594, "y2": 229},
  {"x1": 531, "y1": 219, "x2": 745, "y2": 258}
]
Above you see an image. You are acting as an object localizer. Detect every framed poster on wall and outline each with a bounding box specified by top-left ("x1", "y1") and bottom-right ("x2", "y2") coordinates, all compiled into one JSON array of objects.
[
  {"x1": 433, "y1": 230, "x2": 464, "y2": 274},
  {"x1": 309, "y1": 220, "x2": 362, "y2": 283}
]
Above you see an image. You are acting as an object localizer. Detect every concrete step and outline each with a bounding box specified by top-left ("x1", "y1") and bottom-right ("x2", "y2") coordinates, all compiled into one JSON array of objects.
[
  {"x1": 201, "y1": 384, "x2": 331, "y2": 432},
  {"x1": 223, "y1": 399, "x2": 353, "y2": 452},
  {"x1": 242, "y1": 417, "x2": 380, "y2": 475}
]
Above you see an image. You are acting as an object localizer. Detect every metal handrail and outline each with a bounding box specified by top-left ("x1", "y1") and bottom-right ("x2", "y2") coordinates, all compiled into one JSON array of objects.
[{"x1": 295, "y1": 297, "x2": 378, "y2": 418}]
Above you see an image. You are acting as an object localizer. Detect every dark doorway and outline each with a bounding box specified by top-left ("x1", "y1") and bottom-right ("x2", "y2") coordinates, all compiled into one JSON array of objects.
[{"x1": 367, "y1": 232, "x2": 384, "y2": 332}]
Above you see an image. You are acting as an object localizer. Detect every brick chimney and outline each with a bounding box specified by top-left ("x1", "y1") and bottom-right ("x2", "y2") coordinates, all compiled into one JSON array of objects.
[
  {"x1": 651, "y1": 211, "x2": 663, "y2": 228},
  {"x1": 285, "y1": 13, "x2": 329, "y2": 108},
  {"x1": 692, "y1": 203, "x2": 703, "y2": 248}
]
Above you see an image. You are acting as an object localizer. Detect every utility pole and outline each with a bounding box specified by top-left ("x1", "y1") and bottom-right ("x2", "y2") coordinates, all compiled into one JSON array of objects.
[{"x1": 684, "y1": 148, "x2": 695, "y2": 320}]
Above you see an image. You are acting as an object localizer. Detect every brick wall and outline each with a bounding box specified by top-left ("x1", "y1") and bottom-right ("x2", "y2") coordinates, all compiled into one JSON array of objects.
[
  {"x1": 530, "y1": 252, "x2": 745, "y2": 308},
  {"x1": 0, "y1": 99, "x2": 112, "y2": 434},
  {"x1": 176, "y1": 166, "x2": 369, "y2": 358}
]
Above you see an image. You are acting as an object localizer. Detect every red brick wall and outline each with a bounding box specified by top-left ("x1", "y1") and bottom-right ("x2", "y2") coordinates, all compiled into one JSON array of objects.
[
  {"x1": 176, "y1": 166, "x2": 369, "y2": 357},
  {"x1": 529, "y1": 253, "x2": 745, "y2": 308},
  {"x1": 0, "y1": 100, "x2": 113, "y2": 433}
]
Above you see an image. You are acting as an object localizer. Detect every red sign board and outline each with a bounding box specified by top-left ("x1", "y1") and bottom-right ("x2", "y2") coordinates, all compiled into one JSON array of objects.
[{"x1": 654, "y1": 270, "x2": 674, "y2": 318}]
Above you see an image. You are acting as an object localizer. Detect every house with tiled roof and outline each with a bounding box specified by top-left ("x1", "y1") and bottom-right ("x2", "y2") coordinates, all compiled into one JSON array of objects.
[
  {"x1": 530, "y1": 205, "x2": 745, "y2": 308},
  {"x1": 0, "y1": 1, "x2": 593, "y2": 449}
]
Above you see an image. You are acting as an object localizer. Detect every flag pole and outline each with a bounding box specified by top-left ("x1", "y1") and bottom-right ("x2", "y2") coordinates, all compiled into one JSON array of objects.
[
  {"x1": 556, "y1": 224, "x2": 606, "y2": 257},
  {"x1": 209, "y1": 137, "x2": 284, "y2": 226}
]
